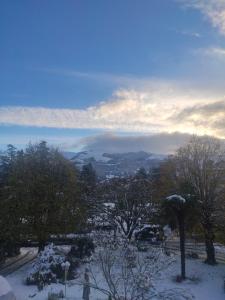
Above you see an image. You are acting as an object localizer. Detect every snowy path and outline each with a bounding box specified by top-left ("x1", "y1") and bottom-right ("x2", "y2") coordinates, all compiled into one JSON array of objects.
[{"x1": 0, "y1": 248, "x2": 37, "y2": 276}]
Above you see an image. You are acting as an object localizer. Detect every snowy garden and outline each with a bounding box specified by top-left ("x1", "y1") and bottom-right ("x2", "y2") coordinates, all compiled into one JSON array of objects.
[
  {"x1": 1, "y1": 138, "x2": 225, "y2": 299},
  {"x1": 4, "y1": 234, "x2": 225, "y2": 300}
]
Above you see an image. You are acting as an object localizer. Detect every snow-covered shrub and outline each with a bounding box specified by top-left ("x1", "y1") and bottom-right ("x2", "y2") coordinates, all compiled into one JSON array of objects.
[
  {"x1": 26, "y1": 244, "x2": 75, "y2": 287},
  {"x1": 89, "y1": 232, "x2": 193, "y2": 299},
  {"x1": 135, "y1": 272, "x2": 152, "y2": 297},
  {"x1": 91, "y1": 243, "x2": 174, "y2": 300}
]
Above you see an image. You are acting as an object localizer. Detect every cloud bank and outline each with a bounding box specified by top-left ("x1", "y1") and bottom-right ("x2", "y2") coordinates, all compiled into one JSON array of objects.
[
  {"x1": 1, "y1": 81, "x2": 225, "y2": 138},
  {"x1": 79, "y1": 132, "x2": 192, "y2": 155}
]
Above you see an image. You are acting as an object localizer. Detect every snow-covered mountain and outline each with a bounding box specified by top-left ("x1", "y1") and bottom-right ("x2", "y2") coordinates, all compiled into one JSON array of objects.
[{"x1": 63, "y1": 150, "x2": 166, "y2": 178}]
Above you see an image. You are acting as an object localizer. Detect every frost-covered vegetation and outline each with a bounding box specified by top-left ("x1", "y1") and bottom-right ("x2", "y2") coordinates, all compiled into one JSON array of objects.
[
  {"x1": 26, "y1": 244, "x2": 73, "y2": 287},
  {"x1": 89, "y1": 234, "x2": 178, "y2": 300}
]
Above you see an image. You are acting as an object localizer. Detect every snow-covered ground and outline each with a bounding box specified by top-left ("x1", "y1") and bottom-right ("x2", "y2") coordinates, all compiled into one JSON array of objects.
[
  {"x1": 7, "y1": 262, "x2": 105, "y2": 300},
  {"x1": 6, "y1": 253, "x2": 225, "y2": 300},
  {"x1": 156, "y1": 257, "x2": 225, "y2": 300}
]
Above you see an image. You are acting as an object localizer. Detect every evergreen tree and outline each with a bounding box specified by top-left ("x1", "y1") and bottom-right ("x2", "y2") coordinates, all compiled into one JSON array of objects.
[
  {"x1": 0, "y1": 145, "x2": 23, "y2": 261},
  {"x1": 79, "y1": 163, "x2": 97, "y2": 219},
  {"x1": 0, "y1": 142, "x2": 86, "y2": 253},
  {"x1": 80, "y1": 163, "x2": 97, "y2": 194},
  {"x1": 22, "y1": 141, "x2": 84, "y2": 251}
]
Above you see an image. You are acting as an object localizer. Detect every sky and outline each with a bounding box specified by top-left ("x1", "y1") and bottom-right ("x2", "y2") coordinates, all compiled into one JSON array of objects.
[{"x1": 1, "y1": 0, "x2": 225, "y2": 154}]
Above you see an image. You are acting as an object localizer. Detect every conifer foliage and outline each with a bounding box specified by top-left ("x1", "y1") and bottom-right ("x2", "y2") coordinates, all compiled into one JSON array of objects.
[{"x1": 0, "y1": 141, "x2": 85, "y2": 256}]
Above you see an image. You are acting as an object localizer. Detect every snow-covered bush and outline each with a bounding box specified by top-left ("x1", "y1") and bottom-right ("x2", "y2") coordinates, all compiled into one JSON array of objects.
[
  {"x1": 26, "y1": 244, "x2": 75, "y2": 287},
  {"x1": 90, "y1": 241, "x2": 175, "y2": 300}
]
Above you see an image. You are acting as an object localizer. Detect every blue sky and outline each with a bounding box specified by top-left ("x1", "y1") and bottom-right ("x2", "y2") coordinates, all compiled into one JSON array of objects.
[{"x1": 1, "y1": 0, "x2": 225, "y2": 153}]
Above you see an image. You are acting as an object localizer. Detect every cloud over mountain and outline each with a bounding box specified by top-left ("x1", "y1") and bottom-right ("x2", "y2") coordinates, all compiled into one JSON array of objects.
[{"x1": 78, "y1": 132, "x2": 192, "y2": 155}]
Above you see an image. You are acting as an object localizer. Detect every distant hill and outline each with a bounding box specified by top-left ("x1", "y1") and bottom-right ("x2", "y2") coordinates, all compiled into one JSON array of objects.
[{"x1": 62, "y1": 150, "x2": 166, "y2": 178}]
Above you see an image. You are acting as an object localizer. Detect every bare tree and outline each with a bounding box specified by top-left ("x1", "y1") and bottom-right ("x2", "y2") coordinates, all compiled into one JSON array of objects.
[
  {"x1": 174, "y1": 136, "x2": 225, "y2": 265},
  {"x1": 87, "y1": 235, "x2": 194, "y2": 300},
  {"x1": 90, "y1": 238, "x2": 174, "y2": 300},
  {"x1": 99, "y1": 175, "x2": 156, "y2": 240}
]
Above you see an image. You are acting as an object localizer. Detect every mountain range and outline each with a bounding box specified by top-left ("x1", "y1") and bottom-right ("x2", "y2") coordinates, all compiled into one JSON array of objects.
[{"x1": 63, "y1": 150, "x2": 166, "y2": 178}]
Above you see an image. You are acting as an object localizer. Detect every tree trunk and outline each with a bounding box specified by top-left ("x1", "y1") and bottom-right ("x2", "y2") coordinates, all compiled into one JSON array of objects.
[
  {"x1": 38, "y1": 240, "x2": 46, "y2": 253},
  {"x1": 127, "y1": 230, "x2": 133, "y2": 240},
  {"x1": 0, "y1": 242, "x2": 5, "y2": 264},
  {"x1": 204, "y1": 228, "x2": 216, "y2": 265},
  {"x1": 178, "y1": 215, "x2": 186, "y2": 280},
  {"x1": 126, "y1": 222, "x2": 134, "y2": 240}
]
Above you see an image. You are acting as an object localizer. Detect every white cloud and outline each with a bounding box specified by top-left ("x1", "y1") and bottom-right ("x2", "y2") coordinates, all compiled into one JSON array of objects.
[
  {"x1": 180, "y1": 0, "x2": 225, "y2": 35},
  {"x1": 182, "y1": 31, "x2": 201, "y2": 38},
  {"x1": 200, "y1": 46, "x2": 225, "y2": 58},
  {"x1": 41, "y1": 67, "x2": 145, "y2": 87},
  {"x1": 1, "y1": 81, "x2": 225, "y2": 138},
  {"x1": 174, "y1": 29, "x2": 202, "y2": 38}
]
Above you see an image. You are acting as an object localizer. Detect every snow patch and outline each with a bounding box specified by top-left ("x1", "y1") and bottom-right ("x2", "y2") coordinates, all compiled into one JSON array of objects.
[
  {"x1": 0, "y1": 276, "x2": 12, "y2": 296},
  {"x1": 167, "y1": 194, "x2": 186, "y2": 203}
]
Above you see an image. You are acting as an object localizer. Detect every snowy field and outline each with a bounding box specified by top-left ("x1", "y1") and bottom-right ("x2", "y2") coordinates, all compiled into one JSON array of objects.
[{"x1": 7, "y1": 253, "x2": 225, "y2": 300}]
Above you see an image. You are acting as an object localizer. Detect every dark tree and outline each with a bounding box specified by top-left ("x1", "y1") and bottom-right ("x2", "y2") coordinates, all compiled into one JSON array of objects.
[
  {"x1": 22, "y1": 141, "x2": 84, "y2": 251},
  {"x1": 158, "y1": 156, "x2": 199, "y2": 280},
  {"x1": 175, "y1": 136, "x2": 225, "y2": 265},
  {"x1": 135, "y1": 167, "x2": 148, "y2": 179},
  {"x1": 99, "y1": 174, "x2": 156, "y2": 240},
  {"x1": 0, "y1": 142, "x2": 86, "y2": 253},
  {"x1": 0, "y1": 145, "x2": 24, "y2": 260},
  {"x1": 79, "y1": 163, "x2": 97, "y2": 219},
  {"x1": 80, "y1": 163, "x2": 97, "y2": 193}
]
